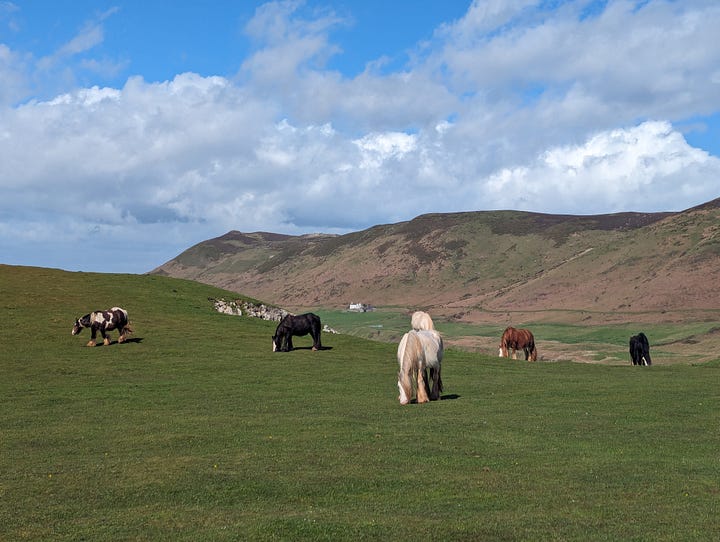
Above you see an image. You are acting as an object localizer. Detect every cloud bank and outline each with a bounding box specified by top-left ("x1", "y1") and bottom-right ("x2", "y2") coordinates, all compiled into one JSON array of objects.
[{"x1": 1, "y1": 0, "x2": 719, "y2": 272}]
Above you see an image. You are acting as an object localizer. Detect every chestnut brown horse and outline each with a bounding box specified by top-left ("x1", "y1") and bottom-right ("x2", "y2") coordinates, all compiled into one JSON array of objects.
[{"x1": 498, "y1": 326, "x2": 537, "y2": 361}]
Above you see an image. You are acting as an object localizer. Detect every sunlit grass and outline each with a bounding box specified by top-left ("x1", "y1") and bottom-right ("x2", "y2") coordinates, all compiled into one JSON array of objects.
[{"x1": 1, "y1": 265, "x2": 719, "y2": 540}]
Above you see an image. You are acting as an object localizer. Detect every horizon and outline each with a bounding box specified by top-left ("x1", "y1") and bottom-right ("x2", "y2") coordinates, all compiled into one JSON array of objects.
[{"x1": 1, "y1": 1, "x2": 719, "y2": 273}]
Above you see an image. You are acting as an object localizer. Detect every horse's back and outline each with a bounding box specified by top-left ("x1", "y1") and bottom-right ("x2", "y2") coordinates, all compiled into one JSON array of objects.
[
  {"x1": 504, "y1": 326, "x2": 533, "y2": 346},
  {"x1": 416, "y1": 329, "x2": 443, "y2": 366},
  {"x1": 519, "y1": 328, "x2": 535, "y2": 346},
  {"x1": 111, "y1": 307, "x2": 129, "y2": 325},
  {"x1": 285, "y1": 313, "x2": 320, "y2": 333}
]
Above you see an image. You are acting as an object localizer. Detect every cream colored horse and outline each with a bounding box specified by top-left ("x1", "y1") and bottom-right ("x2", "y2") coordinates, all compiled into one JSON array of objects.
[{"x1": 397, "y1": 329, "x2": 443, "y2": 405}]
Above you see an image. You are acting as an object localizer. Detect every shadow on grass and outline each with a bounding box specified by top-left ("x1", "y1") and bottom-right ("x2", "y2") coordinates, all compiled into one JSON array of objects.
[
  {"x1": 81, "y1": 337, "x2": 145, "y2": 347},
  {"x1": 276, "y1": 346, "x2": 334, "y2": 351}
]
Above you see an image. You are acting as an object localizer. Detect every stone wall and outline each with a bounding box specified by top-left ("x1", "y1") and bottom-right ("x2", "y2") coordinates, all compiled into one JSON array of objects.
[
  {"x1": 211, "y1": 298, "x2": 338, "y2": 334},
  {"x1": 210, "y1": 298, "x2": 289, "y2": 321}
]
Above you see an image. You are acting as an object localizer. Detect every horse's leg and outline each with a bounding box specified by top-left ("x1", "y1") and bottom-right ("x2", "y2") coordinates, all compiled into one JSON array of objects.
[
  {"x1": 101, "y1": 328, "x2": 111, "y2": 346},
  {"x1": 398, "y1": 367, "x2": 411, "y2": 405},
  {"x1": 416, "y1": 367, "x2": 430, "y2": 403},
  {"x1": 87, "y1": 326, "x2": 97, "y2": 347},
  {"x1": 287, "y1": 334, "x2": 293, "y2": 351},
  {"x1": 311, "y1": 330, "x2": 319, "y2": 351},
  {"x1": 429, "y1": 367, "x2": 441, "y2": 400}
]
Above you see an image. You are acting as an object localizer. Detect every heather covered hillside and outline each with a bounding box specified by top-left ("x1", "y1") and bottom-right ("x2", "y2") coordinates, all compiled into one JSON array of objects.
[{"x1": 152, "y1": 198, "x2": 720, "y2": 321}]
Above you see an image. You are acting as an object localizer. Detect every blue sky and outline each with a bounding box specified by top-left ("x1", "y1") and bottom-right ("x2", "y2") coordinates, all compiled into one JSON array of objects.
[{"x1": 1, "y1": 0, "x2": 719, "y2": 273}]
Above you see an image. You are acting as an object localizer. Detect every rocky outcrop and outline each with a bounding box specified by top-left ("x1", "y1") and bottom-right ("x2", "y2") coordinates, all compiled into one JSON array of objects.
[
  {"x1": 210, "y1": 298, "x2": 288, "y2": 321},
  {"x1": 208, "y1": 297, "x2": 337, "y2": 333},
  {"x1": 210, "y1": 297, "x2": 339, "y2": 334}
]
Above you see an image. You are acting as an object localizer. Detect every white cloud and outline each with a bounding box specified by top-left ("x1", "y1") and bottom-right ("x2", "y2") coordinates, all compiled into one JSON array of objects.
[
  {"x1": 354, "y1": 132, "x2": 417, "y2": 169},
  {"x1": 480, "y1": 121, "x2": 719, "y2": 213},
  {"x1": 432, "y1": 0, "x2": 720, "y2": 122},
  {"x1": 0, "y1": 0, "x2": 719, "y2": 273}
]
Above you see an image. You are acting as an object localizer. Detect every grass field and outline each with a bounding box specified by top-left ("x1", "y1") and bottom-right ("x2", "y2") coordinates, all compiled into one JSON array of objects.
[
  {"x1": 313, "y1": 307, "x2": 720, "y2": 365},
  {"x1": 2, "y1": 265, "x2": 719, "y2": 540}
]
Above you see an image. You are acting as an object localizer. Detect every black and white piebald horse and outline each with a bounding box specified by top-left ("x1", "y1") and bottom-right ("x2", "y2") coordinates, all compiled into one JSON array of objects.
[
  {"x1": 272, "y1": 313, "x2": 322, "y2": 352},
  {"x1": 629, "y1": 332, "x2": 652, "y2": 366},
  {"x1": 72, "y1": 307, "x2": 132, "y2": 347}
]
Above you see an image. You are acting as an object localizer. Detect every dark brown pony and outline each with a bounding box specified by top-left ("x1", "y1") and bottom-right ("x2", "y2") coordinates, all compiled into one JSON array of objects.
[{"x1": 499, "y1": 326, "x2": 537, "y2": 361}]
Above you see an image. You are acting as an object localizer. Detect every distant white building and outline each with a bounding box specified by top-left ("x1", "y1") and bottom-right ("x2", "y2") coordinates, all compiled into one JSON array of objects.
[{"x1": 348, "y1": 303, "x2": 374, "y2": 312}]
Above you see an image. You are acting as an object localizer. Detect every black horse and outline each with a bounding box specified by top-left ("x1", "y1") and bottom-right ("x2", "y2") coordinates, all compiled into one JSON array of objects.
[
  {"x1": 272, "y1": 313, "x2": 322, "y2": 352},
  {"x1": 629, "y1": 333, "x2": 652, "y2": 366}
]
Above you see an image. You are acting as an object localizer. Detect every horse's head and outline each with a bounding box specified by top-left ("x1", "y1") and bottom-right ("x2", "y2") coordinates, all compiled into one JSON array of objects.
[
  {"x1": 72, "y1": 320, "x2": 83, "y2": 335},
  {"x1": 72, "y1": 314, "x2": 91, "y2": 335},
  {"x1": 398, "y1": 376, "x2": 411, "y2": 405}
]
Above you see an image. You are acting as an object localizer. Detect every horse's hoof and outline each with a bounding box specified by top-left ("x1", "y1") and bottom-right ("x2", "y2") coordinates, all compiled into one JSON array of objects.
[
  {"x1": 312, "y1": 346, "x2": 318, "y2": 351},
  {"x1": 86, "y1": 341, "x2": 96, "y2": 347},
  {"x1": 103, "y1": 339, "x2": 110, "y2": 346}
]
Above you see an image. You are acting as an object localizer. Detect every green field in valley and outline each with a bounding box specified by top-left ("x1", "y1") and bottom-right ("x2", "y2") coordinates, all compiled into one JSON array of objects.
[{"x1": 1, "y1": 265, "x2": 719, "y2": 541}]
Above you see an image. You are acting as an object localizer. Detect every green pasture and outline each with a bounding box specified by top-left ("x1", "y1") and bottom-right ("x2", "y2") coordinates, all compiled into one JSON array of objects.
[
  {"x1": 314, "y1": 308, "x2": 720, "y2": 364},
  {"x1": 1, "y1": 265, "x2": 719, "y2": 541}
]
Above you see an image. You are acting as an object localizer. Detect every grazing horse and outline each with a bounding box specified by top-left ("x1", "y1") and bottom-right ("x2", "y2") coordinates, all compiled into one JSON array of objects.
[
  {"x1": 397, "y1": 329, "x2": 444, "y2": 405},
  {"x1": 498, "y1": 326, "x2": 537, "y2": 361},
  {"x1": 629, "y1": 333, "x2": 652, "y2": 366},
  {"x1": 72, "y1": 307, "x2": 131, "y2": 347},
  {"x1": 272, "y1": 313, "x2": 322, "y2": 352},
  {"x1": 411, "y1": 310, "x2": 435, "y2": 331}
]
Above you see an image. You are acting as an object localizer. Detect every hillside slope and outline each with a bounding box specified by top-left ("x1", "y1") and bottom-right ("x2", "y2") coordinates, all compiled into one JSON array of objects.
[{"x1": 152, "y1": 198, "x2": 720, "y2": 322}]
